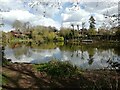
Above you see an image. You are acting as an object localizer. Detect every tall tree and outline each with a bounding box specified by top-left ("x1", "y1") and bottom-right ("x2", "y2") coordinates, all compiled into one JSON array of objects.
[
  {"x1": 71, "y1": 24, "x2": 75, "y2": 39},
  {"x1": 88, "y1": 16, "x2": 96, "y2": 35},
  {"x1": 71, "y1": 24, "x2": 74, "y2": 30},
  {"x1": 81, "y1": 22, "x2": 85, "y2": 35},
  {"x1": 77, "y1": 24, "x2": 79, "y2": 31},
  {"x1": 89, "y1": 16, "x2": 95, "y2": 29},
  {"x1": 23, "y1": 22, "x2": 31, "y2": 31},
  {"x1": 82, "y1": 22, "x2": 85, "y2": 30}
]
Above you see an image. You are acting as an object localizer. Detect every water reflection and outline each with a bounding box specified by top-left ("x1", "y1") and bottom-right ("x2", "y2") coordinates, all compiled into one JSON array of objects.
[{"x1": 4, "y1": 42, "x2": 120, "y2": 70}]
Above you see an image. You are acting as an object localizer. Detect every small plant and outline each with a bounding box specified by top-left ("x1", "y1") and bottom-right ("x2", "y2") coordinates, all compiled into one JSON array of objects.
[
  {"x1": 34, "y1": 60, "x2": 81, "y2": 77},
  {"x1": 2, "y1": 74, "x2": 9, "y2": 85},
  {"x1": 2, "y1": 55, "x2": 11, "y2": 66}
]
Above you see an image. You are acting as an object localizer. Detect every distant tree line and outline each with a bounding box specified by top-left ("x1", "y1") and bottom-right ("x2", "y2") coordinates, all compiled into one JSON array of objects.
[{"x1": 0, "y1": 16, "x2": 120, "y2": 45}]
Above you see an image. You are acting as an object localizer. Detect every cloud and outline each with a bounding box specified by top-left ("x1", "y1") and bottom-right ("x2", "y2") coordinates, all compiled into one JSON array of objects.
[
  {"x1": 0, "y1": 9, "x2": 61, "y2": 31},
  {"x1": 0, "y1": 0, "x2": 119, "y2": 31},
  {"x1": 61, "y1": 1, "x2": 118, "y2": 29},
  {"x1": 32, "y1": 17, "x2": 61, "y2": 29},
  {"x1": 0, "y1": 0, "x2": 62, "y2": 31},
  {"x1": 0, "y1": 0, "x2": 26, "y2": 12},
  {"x1": 0, "y1": 10, "x2": 35, "y2": 24},
  {"x1": 61, "y1": 3, "x2": 90, "y2": 26},
  {"x1": 100, "y1": 5, "x2": 118, "y2": 15}
]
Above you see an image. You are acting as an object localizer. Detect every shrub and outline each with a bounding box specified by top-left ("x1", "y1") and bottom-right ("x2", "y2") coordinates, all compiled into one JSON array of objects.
[
  {"x1": 54, "y1": 37, "x2": 64, "y2": 42},
  {"x1": 34, "y1": 60, "x2": 81, "y2": 77}
]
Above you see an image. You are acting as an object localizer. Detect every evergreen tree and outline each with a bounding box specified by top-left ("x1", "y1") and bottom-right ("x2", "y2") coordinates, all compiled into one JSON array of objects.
[
  {"x1": 89, "y1": 16, "x2": 95, "y2": 29},
  {"x1": 88, "y1": 16, "x2": 96, "y2": 35}
]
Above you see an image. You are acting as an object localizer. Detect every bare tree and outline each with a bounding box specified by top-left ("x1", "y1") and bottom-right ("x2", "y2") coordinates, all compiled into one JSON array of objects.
[
  {"x1": 82, "y1": 22, "x2": 85, "y2": 30},
  {"x1": 71, "y1": 24, "x2": 74, "y2": 30},
  {"x1": 77, "y1": 24, "x2": 79, "y2": 31},
  {"x1": 12, "y1": 20, "x2": 23, "y2": 31}
]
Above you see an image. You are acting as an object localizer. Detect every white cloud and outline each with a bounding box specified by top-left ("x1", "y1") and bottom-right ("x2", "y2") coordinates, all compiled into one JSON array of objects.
[
  {"x1": 0, "y1": 9, "x2": 61, "y2": 31},
  {"x1": 0, "y1": 0, "x2": 26, "y2": 12},
  {"x1": 32, "y1": 17, "x2": 61, "y2": 29},
  {"x1": 0, "y1": 0, "x2": 119, "y2": 31},
  {"x1": 94, "y1": 13, "x2": 105, "y2": 22},
  {"x1": 0, "y1": 10, "x2": 35, "y2": 24},
  {"x1": 62, "y1": 4, "x2": 90, "y2": 22},
  {"x1": 100, "y1": 5, "x2": 118, "y2": 15}
]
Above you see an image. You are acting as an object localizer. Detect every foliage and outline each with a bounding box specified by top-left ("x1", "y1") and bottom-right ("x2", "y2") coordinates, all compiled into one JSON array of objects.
[
  {"x1": 34, "y1": 60, "x2": 81, "y2": 77},
  {"x1": 98, "y1": 29, "x2": 108, "y2": 35},
  {"x1": 12, "y1": 20, "x2": 30, "y2": 32},
  {"x1": 115, "y1": 29, "x2": 120, "y2": 41},
  {"x1": 31, "y1": 26, "x2": 56, "y2": 42},
  {"x1": 47, "y1": 32, "x2": 56, "y2": 41},
  {"x1": 54, "y1": 36, "x2": 64, "y2": 42},
  {"x1": 1, "y1": 31, "x2": 6, "y2": 44},
  {"x1": 59, "y1": 28, "x2": 81, "y2": 40},
  {"x1": 88, "y1": 28, "x2": 97, "y2": 35},
  {"x1": 59, "y1": 28, "x2": 71, "y2": 39},
  {"x1": 2, "y1": 74, "x2": 9, "y2": 85},
  {"x1": 89, "y1": 16, "x2": 95, "y2": 29},
  {"x1": 2, "y1": 23, "x2": 120, "y2": 43},
  {"x1": 115, "y1": 29, "x2": 120, "y2": 36},
  {"x1": 33, "y1": 42, "x2": 56, "y2": 49}
]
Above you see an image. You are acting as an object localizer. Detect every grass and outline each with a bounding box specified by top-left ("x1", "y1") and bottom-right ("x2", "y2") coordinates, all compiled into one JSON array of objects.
[
  {"x1": 2, "y1": 58, "x2": 11, "y2": 66},
  {"x1": 2, "y1": 60, "x2": 120, "y2": 89},
  {"x1": 10, "y1": 38, "x2": 32, "y2": 42},
  {"x1": 34, "y1": 60, "x2": 82, "y2": 77},
  {"x1": 2, "y1": 75, "x2": 9, "y2": 85}
]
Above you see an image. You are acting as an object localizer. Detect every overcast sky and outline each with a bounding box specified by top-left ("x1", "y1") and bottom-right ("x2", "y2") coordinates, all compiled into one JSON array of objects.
[{"x1": 0, "y1": 0, "x2": 119, "y2": 32}]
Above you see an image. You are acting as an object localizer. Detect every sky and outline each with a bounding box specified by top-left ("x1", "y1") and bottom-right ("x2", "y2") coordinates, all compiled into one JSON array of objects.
[{"x1": 0, "y1": 0, "x2": 119, "y2": 32}]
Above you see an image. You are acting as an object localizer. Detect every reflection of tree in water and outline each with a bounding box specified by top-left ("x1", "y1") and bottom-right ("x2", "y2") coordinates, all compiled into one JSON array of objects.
[
  {"x1": 88, "y1": 55, "x2": 94, "y2": 65},
  {"x1": 1, "y1": 46, "x2": 11, "y2": 65},
  {"x1": 13, "y1": 46, "x2": 31, "y2": 59},
  {"x1": 70, "y1": 45, "x2": 84, "y2": 59},
  {"x1": 70, "y1": 45, "x2": 79, "y2": 57},
  {"x1": 87, "y1": 48, "x2": 95, "y2": 65},
  {"x1": 70, "y1": 45, "x2": 95, "y2": 65},
  {"x1": 70, "y1": 50, "x2": 80, "y2": 58},
  {"x1": 7, "y1": 42, "x2": 22, "y2": 49},
  {"x1": 106, "y1": 58, "x2": 120, "y2": 71},
  {"x1": 26, "y1": 41, "x2": 32, "y2": 48},
  {"x1": 114, "y1": 47, "x2": 120, "y2": 56},
  {"x1": 81, "y1": 45, "x2": 84, "y2": 60}
]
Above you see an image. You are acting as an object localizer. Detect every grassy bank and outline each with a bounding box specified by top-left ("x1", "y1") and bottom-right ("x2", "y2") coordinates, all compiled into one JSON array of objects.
[{"x1": 2, "y1": 60, "x2": 120, "y2": 89}]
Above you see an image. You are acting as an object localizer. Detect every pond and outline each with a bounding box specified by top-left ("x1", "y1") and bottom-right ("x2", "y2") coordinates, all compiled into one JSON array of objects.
[{"x1": 3, "y1": 42, "x2": 120, "y2": 70}]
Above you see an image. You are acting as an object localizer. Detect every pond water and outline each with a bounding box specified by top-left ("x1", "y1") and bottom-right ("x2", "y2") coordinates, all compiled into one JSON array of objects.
[{"x1": 3, "y1": 42, "x2": 120, "y2": 70}]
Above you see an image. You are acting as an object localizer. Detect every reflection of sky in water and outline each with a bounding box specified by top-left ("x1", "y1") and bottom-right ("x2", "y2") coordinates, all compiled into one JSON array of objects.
[{"x1": 4, "y1": 46, "x2": 120, "y2": 70}]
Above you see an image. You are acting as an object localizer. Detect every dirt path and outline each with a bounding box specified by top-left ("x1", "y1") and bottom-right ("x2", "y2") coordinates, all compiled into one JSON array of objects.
[{"x1": 2, "y1": 63, "x2": 120, "y2": 89}]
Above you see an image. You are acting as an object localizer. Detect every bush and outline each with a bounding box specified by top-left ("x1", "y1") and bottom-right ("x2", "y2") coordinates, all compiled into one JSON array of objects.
[
  {"x1": 54, "y1": 37, "x2": 64, "y2": 42},
  {"x1": 34, "y1": 60, "x2": 81, "y2": 77}
]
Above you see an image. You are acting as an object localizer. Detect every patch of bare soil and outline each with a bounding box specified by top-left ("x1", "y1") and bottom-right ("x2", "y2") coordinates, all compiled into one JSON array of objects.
[{"x1": 2, "y1": 63, "x2": 120, "y2": 89}]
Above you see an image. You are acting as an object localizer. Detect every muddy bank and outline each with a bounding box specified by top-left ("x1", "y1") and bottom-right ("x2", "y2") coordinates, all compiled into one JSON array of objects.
[{"x1": 1, "y1": 62, "x2": 120, "y2": 89}]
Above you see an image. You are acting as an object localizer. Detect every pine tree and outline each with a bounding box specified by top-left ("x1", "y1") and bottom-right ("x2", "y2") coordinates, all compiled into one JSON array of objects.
[
  {"x1": 89, "y1": 16, "x2": 95, "y2": 29},
  {"x1": 88, "y1": 16, "x2": 96, "y2": 35}
]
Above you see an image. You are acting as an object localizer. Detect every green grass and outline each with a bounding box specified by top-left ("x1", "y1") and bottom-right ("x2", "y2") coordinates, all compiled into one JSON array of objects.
[
  {"x1": 2, "y1": 59, "x2": 11, "y2": 66},
  {"x1": 0, "y1": 74, "x2": 9, "y2": 86},
  {"x1": 34, "y1": 60, "x2": 82, "y2": 77}
]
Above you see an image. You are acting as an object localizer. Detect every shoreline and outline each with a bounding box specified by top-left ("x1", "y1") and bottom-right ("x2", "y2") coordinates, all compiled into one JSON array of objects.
[{"x1": 2, "y1": 60, "x2": 120, "y2": 89}]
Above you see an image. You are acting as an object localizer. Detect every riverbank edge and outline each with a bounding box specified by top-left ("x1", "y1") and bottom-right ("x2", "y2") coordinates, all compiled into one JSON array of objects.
[{"x1": 1, "y1": 60, "x2": 120, "y2": 89}]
